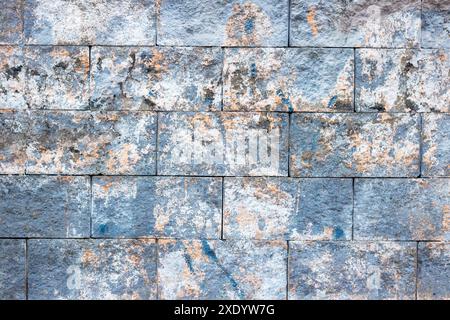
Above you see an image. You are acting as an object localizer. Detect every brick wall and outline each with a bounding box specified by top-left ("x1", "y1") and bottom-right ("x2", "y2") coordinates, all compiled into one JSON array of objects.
[{"x1": 0, "y1": 0, "x2": 448, "y2": 300}]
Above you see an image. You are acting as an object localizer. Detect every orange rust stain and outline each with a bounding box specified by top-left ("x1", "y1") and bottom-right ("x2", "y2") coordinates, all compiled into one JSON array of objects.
[
  {"x1": 82, "y1": 249, "x2": 99, "y2": 266},
  {"x1": 306, "y1": 6, "x2": 319, "y2": 37}
]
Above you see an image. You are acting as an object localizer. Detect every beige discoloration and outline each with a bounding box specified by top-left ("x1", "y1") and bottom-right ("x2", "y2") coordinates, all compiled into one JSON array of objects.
[{"x1": 306, "y1": 6, "x2": 318, "y2": 37}]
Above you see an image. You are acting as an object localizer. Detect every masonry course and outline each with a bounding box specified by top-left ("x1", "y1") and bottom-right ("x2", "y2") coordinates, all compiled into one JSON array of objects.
[{"x1": 0, "y1": 0, "x2": 448, "y2": 301}]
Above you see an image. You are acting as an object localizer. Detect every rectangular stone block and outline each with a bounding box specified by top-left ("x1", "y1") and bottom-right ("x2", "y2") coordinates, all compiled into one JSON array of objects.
[
  {"x1": 289, "y1": 113, "x2": 420, "y2": 177},
  {"x1": 288, "y1": 241, "x2": 416, "y2": 300},
  {"x1": 0, "y1": 46, "x2": 26, "y2": 110},
  {"x1": 26, "y1": 111, "x2": 157, "y2": 175},
  {"x1": 223, "y1": 48, "x2": 353, "y2": 112},
  {"x1": 422, "y1": 0, "x2": 450, "y2": 48},
  {"x1": 422, "y1": 113, "x2": 450, "y2": 177},
  {"x1": 158, "y1": 240, "x2": 286, "y2": 299},
  {"x1": 290, "y1": 0, "x2": 420, "y2": 47},
  {"x1": 418, "y1": 243, "x2": 450, "y2": 300},
  {"x1": 223, "y1": 177, "x2": 352, "y2": 240},
  {"x1": 354, "y1": 179, "x2": 450, "y2": 241},
  {"x1": 92, "y1": 176, "x2": 222, "y2": 238},
  {"x1": 0, "y1": 0, "x2": 22, "y2": 44},
  {"x1": 0, "y1": 176, "x2": 90, "y2": 237},
  {"x1": 356, "y1": 49, "x2": 449, "y2": 112},
  {"x1": 0, "y1": 240, "x2": 25, "y2": 300},
  {"x1": 158, "y1": 0, "x2": 288, "y2": 46},
  {"x1": 0, "y1": 111, "x2": 27, "y2": 174},
  {"x1": 28, "y1": 239, "x2": 157, "y2": 300},
  {"x1": 24, "y1": 0, "x2": 156, "y2": 45},
  {"x1": 25, "y1": 46, "x2": 89, "y2": 110},
  {"x1": 158, "y1": 112, "x2": 289, "y2": 176},
  {"x1": 90, "y1": 47, "x2": 223, "y2": 111}
]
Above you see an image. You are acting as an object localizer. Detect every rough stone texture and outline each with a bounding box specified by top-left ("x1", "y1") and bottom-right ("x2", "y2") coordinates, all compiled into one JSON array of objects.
[
  {"x1": 26, "y1": 111, "x2": 157, "y2": 175},
  {"x1": 90, "y1": 47, "x2": 223, "y2": 111},
  {"x1": 92, "y1": 176, "x2": 222, "y2": 238},
  {"x1": 24, "y1": 0, "x2": 156, "y2": 45},
  {"x1": 223, "y1": 48, "x2": 354, "y2": 112},
  {"x1": 356, "y1": 49, "x2": 449, "y2": 112},
  {"x1": 25, "y1": 46, "x2": 90, "y2": 110},
  {"x1": 288, "y1": 241, "x2": 417, "y2": 300},
  {"x1": 158, "y1": 0, "x2": 288, "y2": 46},
  {"x1": 0, "y1": 46, "x2": 26, "y2": 110},
  {"x1": 158, "y1": 112, "x2": 289, "y2": 176},
  {"x1": 422, "y1": 0, "x2": 450, "y2": 49},
  {"x1": 28, "y1": 239, "x2": 157, "y2": 300},
  {"x1": 290, "y1": 113, "x2": 420, "y2": 177},
  {"x1": 418, "y1": 243, "x2": 450, "y2": 300},
  {"x1": 0, "y1": 0, "x2": 22, "y2": 44},
  {"x1": 158, "y1": 240, "x2": 287, "y2": 300},
  {"x1": 223, "y1": 177, "x2": 352, "y2": 240},
  {"x1": 422, "y1": 113, "x2": 450, "y2": 177},
  {"x1": 354, "y1": 179, "x2": 450, "y2": 241},
  {"x1": 0, "y1": 240, "x2": 25, "y2": 300},
  {"x1": 290, "y1": 0, "x2": 420, "y2": 48},
  {"x1": 0, "y1": 111, "x2": 28, "y2": 174},
  {"x1": 0, "y1": 176, "x2": 90, "y2": 237}
]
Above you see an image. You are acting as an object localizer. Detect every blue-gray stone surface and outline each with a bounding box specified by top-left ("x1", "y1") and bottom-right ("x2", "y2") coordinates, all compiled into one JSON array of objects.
[
  {"x1": 288, "y1": 241, "x2": 417, "y2": 300},
  {"x1": 28, "y1": 239, "x2": 157, "y2": 300},
  {"x1": 354, "y1": 179, "x2": 450, "y2": 241},
  {"x1": 0, "y1": 240, "x2": 26, "y2": 300},
  {"x1": 290, "y1": 0, "x2": 420, "y2": 47},
  {"x1": 92, "y1": 176, "x2": 222, "y2": 238},
  {"x1": 0, "y1": 176, "x2": 90, "y2": 237},
  {"x1": 158, "y1": 240, "x2": 287, "y2": 299},
  {"x1": 158, "y1": 0, "x2": 289, "y2": 46},
  {"x1": 422, "y1": 0, "x2": 450, "y2": 48},
  {"x1": 223, "y1": 177, "x2": 352, "y2": 240},
  {"x1": 0, "y1": 0, "x2": 22, "y2": 44}
]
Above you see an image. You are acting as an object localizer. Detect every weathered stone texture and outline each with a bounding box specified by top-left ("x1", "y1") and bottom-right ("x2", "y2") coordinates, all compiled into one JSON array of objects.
[
  {"x1": 158, "y1": 0, "x2": 288, "y2": 46},
  {"x1": 28, "y1": 239, "x2": 157, "y2": 300},
  {"x1": 223, "y1": 48, "x2": 354, "y2": 112},
  {"x1": 25, "y1": 46, "x2": 89, "y2": 110},
  {"x1": 24, "y1": 0, "x2": 156, "y2": 45},
  {"x1": 0, "y1": 0, "x2": 22, "y2": 44},
  {"x1": 158, "y1": 240, "x2": 286, "y2": 299},
  {"x1": 289, "y1": 113, "x2": 420, "y2": 177},
  {"x1": 290, "y1": 0, "x2": 420, "y2": 48},
  {"x1": 422, "y1": 113, "x2": 450, "y2": 177},
  {"x1": 158, "y1": 112, "x2": 289, "y2": 176},
  {"x1": 0, "y1": 240, "x2": 25, "y2": 300},
  {"x1": 26, "y1": 111, "x2": 157, "y2": 175},
  {"x1": 0, "y1": 111, "x2": 28, "y2": 174},
  {"x1": 0, "y1": 176, "x2": 90, "y2": 237},
  {"x1": 356, "y1": 49, "x2": 449, "y2": 112},
  {"x1": 288, "y1": 241, "x2": 417, "y2": 300},
  {"x1": 418, "y1": 243, "x2": 450, "y2": 300},
  {"x1": 422, "y1": 0, "x2": 450, "y2": 48},
  {"x1": 0, "y1": 47, "x2": 26, "y2": 110},
  {"x1": 92, "y1": 176, "x2": 222, "y2": 238},
  {"x1": 90, "y1": 47, "x2": 223, "y2": 111},
  {"x1": 223, "y1": 177, "x2": 352, "y2": 240},
  {"x1": 354, "y1": 179, "x2": 450, "y2": 241}
]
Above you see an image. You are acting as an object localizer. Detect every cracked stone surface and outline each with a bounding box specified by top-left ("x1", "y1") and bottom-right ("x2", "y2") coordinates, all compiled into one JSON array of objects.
[
  {"x1": 223, "y1": 48, "x2": 354, "y2": 111},
  {"x1": 90, "y1": 47, "x2": 223, "y2": 111}
]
